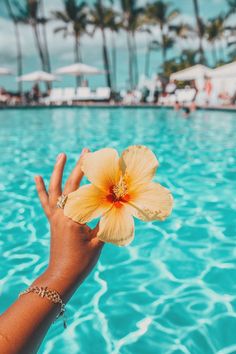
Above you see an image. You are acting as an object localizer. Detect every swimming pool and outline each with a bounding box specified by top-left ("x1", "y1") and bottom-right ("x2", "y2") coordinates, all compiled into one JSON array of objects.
[{"x1": 0, "y1": 107, "x2": 236, "y2": 354}]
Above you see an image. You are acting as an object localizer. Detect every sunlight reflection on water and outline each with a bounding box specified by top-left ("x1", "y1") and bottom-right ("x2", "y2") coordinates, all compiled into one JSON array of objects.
[{"x1": 0, "y1": 107, "x2": 236, "y2": 354}]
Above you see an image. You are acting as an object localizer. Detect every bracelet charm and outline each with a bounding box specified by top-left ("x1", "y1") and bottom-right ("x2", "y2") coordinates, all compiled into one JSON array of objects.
[{"x1": 19, "y1": 286, "x2": 67, "y2": 328}]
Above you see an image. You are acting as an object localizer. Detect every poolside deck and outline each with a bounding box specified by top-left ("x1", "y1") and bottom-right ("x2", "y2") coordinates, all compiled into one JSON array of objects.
[{"x1": 1, "y1": 102, "x2": 236, "y2": 111}]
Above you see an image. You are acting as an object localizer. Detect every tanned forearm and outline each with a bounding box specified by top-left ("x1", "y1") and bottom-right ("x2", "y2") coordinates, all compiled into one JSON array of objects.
[{"x1": 0, "y1": 269, "x2": 79, "y2": 354}]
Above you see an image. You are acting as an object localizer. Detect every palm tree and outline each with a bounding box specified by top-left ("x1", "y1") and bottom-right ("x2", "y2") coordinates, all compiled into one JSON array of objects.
[
  {"x1": 205, "y1": 15, "x2": 225, "y2": 65},
  {"x1": 146, "y1": 1, "x2": 179, "y2": 73},
  {"x1": 164, "y1": 49, "x2": 198, "y2": 77},
  {"x1": 13, "y1": 0, "x2": 48, "y2": 72},
  {"x1": 90, "y1": 1, "x2": 113, "y2": 89},
  {"x1": 120, "y1": 0, "x2": 143, "y2": 89},
  {"x1": 53, "y1": 0, "x2": 89, "y2": 87},
  {"x1": 39, "y1": 0, "x2": 51, "y2": 73},
  {"x1": 106, "y1": 9, "x2": 121, "y2": 91},
  {"x1": 180, "y1": 49, "x2": 199, "y2": 66},
  {"x1": 226, "y1": 0, "x2": 236, "y2": 15},
  {"x1": 192, "y1": 0, "x2": 205, "y2": 63},
  {"x1": 144, "y1": 27, "x2": 153, "y2": 77},
  {"x1": 4, "y1": 0, "x2": 23, "y2": 96}
]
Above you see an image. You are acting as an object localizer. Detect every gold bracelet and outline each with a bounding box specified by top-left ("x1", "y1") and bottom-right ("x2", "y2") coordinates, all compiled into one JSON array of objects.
[{"x1": 19, "y1": 286, "x2": 67, "y2": 328}]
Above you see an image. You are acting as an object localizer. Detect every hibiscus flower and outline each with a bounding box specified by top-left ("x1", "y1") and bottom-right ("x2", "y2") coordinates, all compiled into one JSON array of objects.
[{"x1": 64, "y1": 145, "x2": 173, "y2": 246}]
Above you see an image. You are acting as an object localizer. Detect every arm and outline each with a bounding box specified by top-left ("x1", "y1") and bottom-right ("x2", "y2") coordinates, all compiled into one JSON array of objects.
[{"x1": 0, "y1": 150, "x2": 103, "y2": 354}]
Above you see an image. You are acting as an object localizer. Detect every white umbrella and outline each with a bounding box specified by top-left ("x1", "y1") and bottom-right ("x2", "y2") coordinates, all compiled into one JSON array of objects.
[
  {"x1": 170, "y1": 64, "x2": 213, "y2": 81},
  {"x1": 17, "y1": 71, "x2": 58, "y2": 82},
  {"x1": 55, "y1": 63, "x2": 103, "y2": 76},
  {"x1": 0, "y1": 67, "x2": 12, "y2": 75}
]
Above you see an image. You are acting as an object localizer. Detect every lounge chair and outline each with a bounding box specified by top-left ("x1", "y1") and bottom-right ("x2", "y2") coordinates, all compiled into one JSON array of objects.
[
  {"x1": 76, "y1": 87, "x2": 93, "y2": 101},
  {"x1": 43, "y1": 88, "x2": 64, "y2": 105},
  {"x1": 94, "y1": 87, "x2": 111, "y2": 101},
  {"x1": 64, "y1": 87, "x2": 76, "y2": 104}
]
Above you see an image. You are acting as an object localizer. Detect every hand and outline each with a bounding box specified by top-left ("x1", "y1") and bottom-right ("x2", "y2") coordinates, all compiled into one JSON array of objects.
[{"x1": 34, "y1": 149, "x2": 104, "y2": 300}]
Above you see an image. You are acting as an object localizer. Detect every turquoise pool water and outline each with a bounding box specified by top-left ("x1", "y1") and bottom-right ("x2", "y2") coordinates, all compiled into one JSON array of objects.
[{"x1": 0, "y1": 107, "x2": 236, "y2": 354}]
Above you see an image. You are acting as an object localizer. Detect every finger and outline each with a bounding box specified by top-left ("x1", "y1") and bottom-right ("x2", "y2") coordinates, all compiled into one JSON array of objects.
[
  {"x1": 48, "y1": 153, "x2": 67, "y2": 207},
  {"x1": 64, "y1": 148, "x2": 89, "y2": 194},
  {"x1": 35, "y1": 175, "x2": 51, "y2": 218}
]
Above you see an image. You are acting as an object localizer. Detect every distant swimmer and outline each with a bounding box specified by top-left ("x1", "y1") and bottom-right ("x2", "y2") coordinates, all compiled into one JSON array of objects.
[
  {"x1": 174, "y1": 100, "x2": 181, "y2": 111},
  {"x1": 183, "y1": 106, "x2": 191, "y2": 118}
]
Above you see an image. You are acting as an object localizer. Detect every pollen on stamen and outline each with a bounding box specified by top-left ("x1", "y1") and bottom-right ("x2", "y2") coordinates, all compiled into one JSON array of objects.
[{"x1": 112, "y1": 179, "x2": 128, "y2": 199}]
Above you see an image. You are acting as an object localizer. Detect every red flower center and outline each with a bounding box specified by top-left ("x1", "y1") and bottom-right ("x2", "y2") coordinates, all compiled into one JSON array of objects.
[{"x1": 106, "y1": 186, "x2": 130, "y2": 208}]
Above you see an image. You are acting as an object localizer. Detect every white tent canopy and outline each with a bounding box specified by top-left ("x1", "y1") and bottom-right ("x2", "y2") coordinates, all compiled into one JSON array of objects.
[
  {"x1": 170, "y1": 64, "x2": 213, "y2": 81},
  {"x1": 210, "y1": 61, "x2": 236, "y2": 78},
  {"x1": 210, "y1": 61, "x2": 236, "y2": 95},
  {"x1": 0, "y1": 67, "x2": 12, "y2": 75},
  {"x1": 17, "y1": 71, "x2": 58, "y2": 82},
  {"x1": 55, "y1": 63, "x2": 103, "y2": 76}
]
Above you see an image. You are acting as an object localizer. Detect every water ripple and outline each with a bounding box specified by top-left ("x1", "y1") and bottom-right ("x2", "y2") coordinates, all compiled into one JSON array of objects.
[{"x1": 0, "y1": 108, "x2": 236, "y2": 353}]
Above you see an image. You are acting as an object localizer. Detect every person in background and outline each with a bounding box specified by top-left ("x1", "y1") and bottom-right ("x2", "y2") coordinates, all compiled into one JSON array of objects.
[
  {"x1": 30, "y1": 83, "x2": 41, "y2": 103},
  {"x1": 183, "y1": 106, "x2": 191, "y2": 118},
  {"x1": 141, "y1": 86, "x2": 150, "y2": 103},
  {"x1": 174, "y1": 100, "x2": 181, "y2": 111},
  {"x1": 0, "y1": 87, "x2": 10, "y2": 105},
  {"x1": 190, "y1": 100, "x2": 197, "y2": 112},
  {"x1": 218, "y1": 90, "x2": 231, "y2": 105},
  {"x1": 81, "y1": 79, "x2": 89, "y2": 87},
  {"x1": 204, "y1": 76, "x2": 212, "y2": 105},
  {"x1": 153, "y1": 75, "x2": 163, "y2": 104}
]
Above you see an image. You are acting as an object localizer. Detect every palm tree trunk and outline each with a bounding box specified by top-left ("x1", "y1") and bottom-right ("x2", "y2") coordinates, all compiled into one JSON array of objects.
[
  {"x1": 74, "y1": 35, "x2": 81, "y2": 88},
  {"x1": 4, "y1": 0, "x2": 23, "y2": 97},
  {"x1": 132, "y1": 33, "x2": 139, "y2": 88},
  {"x1": 32, "y1": 23, "x2": 47, "y2": 70},
  {"x1": 161, "y1": 27, "x2": 167, "y2": 73},
  {"x1": 40, "y1": 0, "x2": 51, "y2": 73},
  {"x1": 101, "y1": 28, "x2": 112, "y2": 89},
  {"x1": 14, "y1": 21, "x2": 23, "y2": 96},
  {"x1": 32, "y1": 22, "x2": 50, "y2": 90},
  {"x1": 192, "y1": 0, "x2": 205, "y2": 63},
  {"x1": 220, "y1": 40, "x2": 226, "y2": 62},
  {"x1": 127, "y1": 31, "x2": 133, "y2": 90},
  {"x1": 111, "y1": 31, "x2": 117, "y2": 91},
  {"x1": 145, "y1": 47, "x2": 150, "y2": 77},
  {"x1": 212, "y1": 42, "x2": 218, "y2": 65}
]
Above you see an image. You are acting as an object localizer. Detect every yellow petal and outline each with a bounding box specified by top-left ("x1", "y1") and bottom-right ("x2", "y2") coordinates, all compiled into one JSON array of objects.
[
  {"x1": 120, "y1": 145, "x2": 158, "y2": 191},
  {"x1": 82, "y1": 148, "x2": 121, "y2": 192},
  {"x1": 64, "y1": 184, "x2": 111, "y2": 224},
  {"x1": 97, "y1": 205, "x2": 134, "y2": 246},
  {"x1": 128, "y1": 182, "x2": 173, "y2": 221}
]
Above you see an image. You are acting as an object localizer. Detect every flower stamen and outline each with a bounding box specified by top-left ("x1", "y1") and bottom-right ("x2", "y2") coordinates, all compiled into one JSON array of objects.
[{"x1": 112, "y1": 178, "x2": 128, "y2": 199}]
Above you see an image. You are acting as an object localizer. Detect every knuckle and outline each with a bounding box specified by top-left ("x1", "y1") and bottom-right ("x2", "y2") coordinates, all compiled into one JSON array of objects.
[
  {"x1": 66, "y1": 179, "x2": 74, "y2": 187},
  {"x1": 49, "y1": 185, "x2": 58, "y2": 194}
]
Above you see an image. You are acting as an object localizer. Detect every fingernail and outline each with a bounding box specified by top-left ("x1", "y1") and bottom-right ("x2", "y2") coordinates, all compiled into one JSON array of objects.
[
  {"x1": 34, "y1": 175, "x2": 40, "y2": 182},
  {"x1": 56, "y1": 153, "x2": 63, "y2": 161},
  {"x1": 81, "y1": 148, "x2": 89, "y2": 155}
]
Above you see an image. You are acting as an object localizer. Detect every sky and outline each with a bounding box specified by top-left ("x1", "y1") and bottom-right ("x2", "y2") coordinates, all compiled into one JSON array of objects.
[{"x1": 0, "y1": 0, "x2": 232, "y2": 90}]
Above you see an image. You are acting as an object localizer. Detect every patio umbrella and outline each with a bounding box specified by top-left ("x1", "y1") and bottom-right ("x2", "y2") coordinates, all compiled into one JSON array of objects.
[
  {"x1": 0, "y1": 67, "x2": 12, "y2": 75},
  {"x1": 17, "y1": 71, "x2": 58, "y2": 82},
  {"x1": 55, "y1": 63, "x2": 103, "y2": 76}
]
